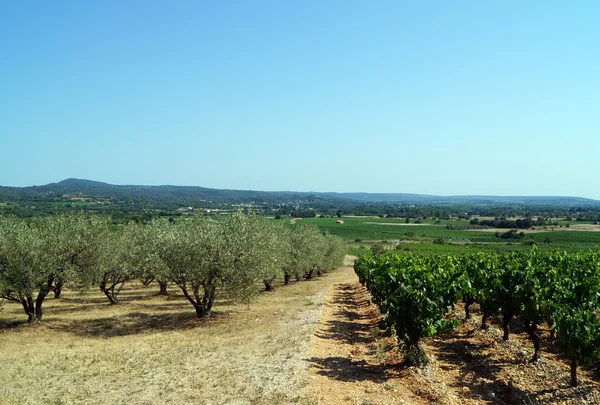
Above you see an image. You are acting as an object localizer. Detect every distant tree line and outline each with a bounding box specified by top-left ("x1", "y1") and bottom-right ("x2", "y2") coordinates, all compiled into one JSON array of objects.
[
  {"x1": 3, "y1": 188, "x2": 600, "y2": 224},
  {"x1": 496, "y1": 229, "x2": 526, "y2": 239},
  {"x1": 469, "y1": 217, "x2": 545, "y2": 229},
  {"x1": 285, "y1": 204, "x2": 600, "y2": 222}
]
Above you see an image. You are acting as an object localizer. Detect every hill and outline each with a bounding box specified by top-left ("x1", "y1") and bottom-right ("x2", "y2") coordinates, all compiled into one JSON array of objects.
[
  {"x1": 0, "y1": 178, "x2": 345, "y2": 205},
  {"x1": 1, "y1": 178, "x2": 597, "y2": 207},
  {"x1": 325, "y1": 192, "x2": 597, "y2": 205}
]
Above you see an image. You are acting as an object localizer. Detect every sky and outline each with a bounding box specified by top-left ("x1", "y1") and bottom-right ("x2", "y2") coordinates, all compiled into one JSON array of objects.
[{"x1": 1, "y1": 1, "x2": 599, "y2": 198}]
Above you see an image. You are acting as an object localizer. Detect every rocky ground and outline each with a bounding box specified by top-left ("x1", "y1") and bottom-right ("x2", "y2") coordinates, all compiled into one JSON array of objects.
[{"x1": 304, "y1": 266, "x2": 600, "y2": 405}]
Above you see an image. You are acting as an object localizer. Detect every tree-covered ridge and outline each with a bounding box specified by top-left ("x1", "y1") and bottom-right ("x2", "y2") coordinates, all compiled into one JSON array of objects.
[
  {"x1": 6, "y1": 178, "x2": 596, "y2": 205},
  {"x1": 2, "y1": 179, "x2": 600, "y2": 222},
  {"x1": 0, "y1": 178, "x2": 355, "y2": 205}
]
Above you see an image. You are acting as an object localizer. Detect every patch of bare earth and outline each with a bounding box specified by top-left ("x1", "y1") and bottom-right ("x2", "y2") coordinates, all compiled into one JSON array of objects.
[
  {"x1": 363, "y1": 222, "x2": 440, "y2": 227},
  {"x1": 565, "y1": 224, "x2": 600, "y2": 232},
  {"x1": 305, "y1": 271, "x2": 600, "y2": 405}
]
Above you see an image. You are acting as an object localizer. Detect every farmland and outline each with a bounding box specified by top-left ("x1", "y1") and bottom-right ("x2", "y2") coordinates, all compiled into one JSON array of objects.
[
  {"x1": 2, "y1": 207, "x2": 600, "y2": 404},
  {"x1": 2, "y1": 211, "x2": 600, "y2": 404},
  {"x1": 291, "y1": 216, "x2": 600, "y2": 253}
]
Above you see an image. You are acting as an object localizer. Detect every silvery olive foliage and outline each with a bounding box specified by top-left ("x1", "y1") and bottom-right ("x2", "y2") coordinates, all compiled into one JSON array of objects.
[
  {"x1": 0, "y1": 213, "x2": 346, "y2": 322},
  {"x1": 286, "y1": 224, "x2": 323, "y2": 282},
  {"x1": 0, "y1": 214, "x2": 109, "y2": 322},
  {"x1": 93, "y1": 225, "x2": 141, "y2": 304},
  {"x1": 136, "y1": 213, "x2": 345, "y2": 318}
]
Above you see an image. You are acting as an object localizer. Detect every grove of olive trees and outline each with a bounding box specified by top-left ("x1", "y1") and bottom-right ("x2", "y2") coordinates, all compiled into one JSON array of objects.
[{"x1": 0, "y1": 213, "x2": 346, "y2": 322}]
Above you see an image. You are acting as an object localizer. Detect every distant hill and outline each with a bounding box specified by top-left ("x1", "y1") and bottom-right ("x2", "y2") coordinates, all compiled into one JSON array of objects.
[
  {"x1": 325, "y1": 192, "x2": 598, "y2": 206},
  {"x1": 0, "y1": 178, "x2": 348, "y2": 205},
  {"x1": 0, "y1": 178, "x2": 598, "y2": 207}
]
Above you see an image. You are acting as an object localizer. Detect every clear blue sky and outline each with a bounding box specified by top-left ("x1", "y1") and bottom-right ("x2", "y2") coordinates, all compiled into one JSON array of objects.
[{"x1": 1, "y1": 1, "x2": 599, "y2": 198}]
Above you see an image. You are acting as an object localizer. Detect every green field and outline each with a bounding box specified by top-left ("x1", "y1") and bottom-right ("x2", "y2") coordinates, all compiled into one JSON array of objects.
[{"x1": 287, "y1": 216, "x2": 600, "y2": 254}]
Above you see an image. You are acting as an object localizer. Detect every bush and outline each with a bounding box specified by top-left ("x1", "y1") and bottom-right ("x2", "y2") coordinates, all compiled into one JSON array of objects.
[
  {"x1": 497, "y1": 230, "x2": 525, "y2": 239},
  {"x1": 371, "y1": 244, "x2": 388, "y2": 256}
]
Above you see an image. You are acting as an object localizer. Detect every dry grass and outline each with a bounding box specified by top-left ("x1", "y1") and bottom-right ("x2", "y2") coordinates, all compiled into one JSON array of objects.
[
  {"x1": 567, "y1": 224, "x2": 600, "y2": 232},
  {"x1": 0, "y1": 270, "x2": 346, "y2": 405}
]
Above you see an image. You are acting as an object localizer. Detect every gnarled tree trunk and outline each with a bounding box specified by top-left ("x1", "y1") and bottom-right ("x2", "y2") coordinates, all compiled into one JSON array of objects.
[
  {"x1": 20, "y1": 296, "x2": 35, "y2": 323},
  {"x1": 51, "y1": 278, "x2": 64, "y2": 299},
  {"x1": 142, "y1": 276, "x2": 155, "y2": 287},
  {"x1": 32, "y1": 275, "x2": 54, "y2": 322},
  {"x1": 179, "y1": 281, "x2": 216, "y2": 318},
  {"x1": 99, "y1": 273, "x2": 128, "y2": 305},
  {"x1": 158, "y1": 279, "x2": 168, "y2": 296}
]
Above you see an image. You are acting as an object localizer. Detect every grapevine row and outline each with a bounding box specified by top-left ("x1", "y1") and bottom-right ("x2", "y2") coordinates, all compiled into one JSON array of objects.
[{"x1": 354, "y1": 248, "x2": 600, "y2": 386}]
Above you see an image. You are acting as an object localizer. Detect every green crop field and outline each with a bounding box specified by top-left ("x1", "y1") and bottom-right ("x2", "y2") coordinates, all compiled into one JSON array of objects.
[
  {"x1": 291, "y1": 217, "x2": 478, "y2": 240},
  {"x1": 286, "y1": 216, "x2": 600, "y2": 254}
]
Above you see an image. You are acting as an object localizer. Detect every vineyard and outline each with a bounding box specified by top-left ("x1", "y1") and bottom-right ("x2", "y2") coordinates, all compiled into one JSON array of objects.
[{"x1": 354, "y1": 249, "x2": 600, "y2": 387}]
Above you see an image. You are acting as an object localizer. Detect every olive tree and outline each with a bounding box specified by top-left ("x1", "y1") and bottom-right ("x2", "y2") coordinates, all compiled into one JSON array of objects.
[
  {"x1": 93, "y1": 226, "x2": 141, "y2": 304},
  {"x1": 124, "y1": 221, "x2": 171, "y2": 296},
  {"x1": 148, "y1": 213, "x2": 295, "y2": 318},
  {"x1": 286, "y1": 224, "x2": 324, "y2": 281},
  {"x1": 246, "y1": 216, "x2": 290, "y2": 292},
  {"x1": 218, "y1": 213, "x2": 272, "y2": 301},
  {"x1": 0, "y1": 217, "x2": 43, "y2": 322},
  {"x1": 144, "y1": 216, "x2": 222, "y2": 318},
  {"x1": 0, "y1": 214, "x2": 108, "y2": 322},
  {"x1": 317, "y1": 233, "x2": 347, "y2": 274}
]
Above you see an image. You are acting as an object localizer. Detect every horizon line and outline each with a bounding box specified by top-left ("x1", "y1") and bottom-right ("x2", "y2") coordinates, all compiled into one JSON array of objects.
[{"x1": 0, "y1": 178, "x2": 597, "y2": 202}]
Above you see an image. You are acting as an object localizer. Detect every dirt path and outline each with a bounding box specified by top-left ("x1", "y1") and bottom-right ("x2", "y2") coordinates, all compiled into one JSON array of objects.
[
  {"x1": 304, "y1": 268, "x2": 600, "y2": 405},
  {"x1": 304, "y1": 267, "x2": 431, "y2": 405}
]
